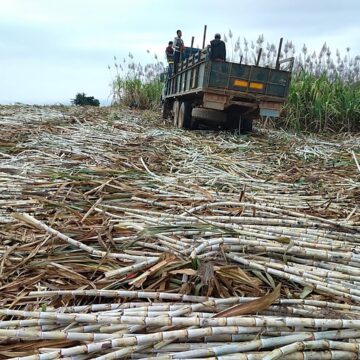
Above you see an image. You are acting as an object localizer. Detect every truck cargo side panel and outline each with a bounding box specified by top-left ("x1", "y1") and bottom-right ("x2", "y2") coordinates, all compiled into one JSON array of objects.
[
  {"x1": 198, "y1": 64, "x2": 206, "y2": 90},
  {"x1": 165, "y1": 61, "x2": 207, "y2": 98}
]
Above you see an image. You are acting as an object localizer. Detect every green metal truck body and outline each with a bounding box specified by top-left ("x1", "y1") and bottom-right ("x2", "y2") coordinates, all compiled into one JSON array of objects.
[{"x1": 162, "y1": 48, "x2": 294, "y2": 131}]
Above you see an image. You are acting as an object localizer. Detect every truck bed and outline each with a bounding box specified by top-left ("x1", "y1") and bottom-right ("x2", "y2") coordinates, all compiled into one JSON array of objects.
[{"x1": 164, "y1": 51, "x2": 292, "y2": 102}]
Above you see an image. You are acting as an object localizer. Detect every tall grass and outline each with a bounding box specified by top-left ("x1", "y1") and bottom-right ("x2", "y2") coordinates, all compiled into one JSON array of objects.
[
  {"x1": 282, "y1": 73, "x2": 360, "y2": 132},
  {"x1": 109, "y1": 53, "x2": 164, "y2": 110}
]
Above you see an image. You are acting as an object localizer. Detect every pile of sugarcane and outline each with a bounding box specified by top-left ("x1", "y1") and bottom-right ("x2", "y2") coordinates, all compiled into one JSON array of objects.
[
  {"x1": 2, "y1": 289, "x2": 360, "y2": 359},
  {"x1": 0, "y1": 105, "x2": 359, "y2": 359}
]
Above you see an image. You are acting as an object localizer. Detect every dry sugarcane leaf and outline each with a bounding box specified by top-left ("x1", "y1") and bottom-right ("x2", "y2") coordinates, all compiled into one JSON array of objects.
[
  {"x1": 129, "y1": 253, "x2": 177, "y2": 288},
  {"x1": 265, "y1": 272, "x2": 276, "y2": 290},
  {"x1": 179, "y1": 282, "x2": 192, "y2": 294},
  {"x1": 274, "y1": 236, "x2": 291, "y2": 244},
  {"x1": 145, "y1": 272, "x2": 169, "y2": 290},
  {"x1": 252, "y1": 270, "x2": 273, "y2": 288},
  {"x1": 239, "y1": 185, "x2": 246, "y2": 202},
  {"x1": 169, "y1": 268, "x2": 197, "y2": 276},
  {"x1": 198, "y1": 262, "x2": 215, "y2": 286},
  {"x1": 214, "y1": 275, "x2": 231, "y2": 298},
  {"x1": 213, "y1": 283, "x2": 281, "y2": 317},
  {"x1": 215, "y1": 265, "x2": 262, "y2": 290},
  {"x1": 198, "y1": 262, "x2": 216, "y2": 296},
  {"x1": 189, "y1": 184, "x2": 214, "y2": 200},
  {"x1": 284, "y1": 286, "x2": 293, "y2": 298}
]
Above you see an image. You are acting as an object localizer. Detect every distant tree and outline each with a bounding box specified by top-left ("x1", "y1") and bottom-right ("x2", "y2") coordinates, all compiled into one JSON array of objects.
[{"x1": 71, "y1": 93, "x2": 100, "y2": 106}]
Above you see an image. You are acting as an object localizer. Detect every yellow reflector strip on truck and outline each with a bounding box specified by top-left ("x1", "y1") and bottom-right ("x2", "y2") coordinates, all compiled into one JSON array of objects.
[
  {"x1": 249, "y1": 82, "x2": 264, "y2": 90},
  {"x1": 233, "y1": 80, "x2": 248, "y2": 87},
  {"x1": 233, "y1": 80, "x2": 264, "y2": 90}
]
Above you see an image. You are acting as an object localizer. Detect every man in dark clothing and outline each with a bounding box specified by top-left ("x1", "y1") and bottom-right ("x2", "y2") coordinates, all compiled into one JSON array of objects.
[
  {"x1": 173, "y1": 29, "x2": 184, "y2": 74},
  {"x1": 209, "y1": 33, "x2": 226, "y2": 61},
  {"x1": 165, "y1": 41, "x2": 174, "y2": 76}
]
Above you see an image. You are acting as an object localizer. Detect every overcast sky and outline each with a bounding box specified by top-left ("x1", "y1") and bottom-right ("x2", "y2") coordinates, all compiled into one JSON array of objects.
[{"x1": 1, "y1": 0, "x2": 359, "y2": 105}]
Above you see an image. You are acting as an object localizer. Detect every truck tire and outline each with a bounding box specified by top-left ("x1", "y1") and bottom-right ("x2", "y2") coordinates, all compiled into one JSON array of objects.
[
  {"x1": 192, "y1": 107, "x2": 227, "y2": 123},
  {"x1": 178, "y1": 101, "x2": 192, "y2": 129},
  {"x1": 225, "y1": 111, "x2": 240, "y2": 130},
  {"x1": 162, "y1": 99, "x2": 172, "y2": 119},
  {"x1": 173, "y1": 100, "x2": 181, "y2": 127},
  {"x1": 190, "y1": 118, "x2": 199, "y2": 130},
  {"x1": 241, "y1": 116, "x2": 253, "y2": 132},
  {"x1": 226, "y1": 108, "x2": 256, "y2": 132}
]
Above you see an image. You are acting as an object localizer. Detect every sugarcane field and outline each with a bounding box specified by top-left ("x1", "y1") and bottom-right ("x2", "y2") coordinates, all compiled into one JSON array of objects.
[
  {"x1": 1, "y1": 1, "x2": 360, "y2": 359},
  {"x1": 0, "y1": 102, "x2": 359, "y2": 359}
]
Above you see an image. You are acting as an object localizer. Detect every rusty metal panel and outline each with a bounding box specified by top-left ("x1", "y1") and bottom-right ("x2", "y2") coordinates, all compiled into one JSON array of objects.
[
  {"x1": 260, "y1": 101, "x2": 282, "y2": 110},
  {"x1": 203, "y1": 93, "x2": 227, "y2": 110}
]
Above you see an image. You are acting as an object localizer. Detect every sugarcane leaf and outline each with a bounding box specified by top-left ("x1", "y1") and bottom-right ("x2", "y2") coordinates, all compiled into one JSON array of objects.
[
  {"x1": 191, "y1": 256, "x2": 200, "y2": 270},
  {"x1": 284, "y1": 287, "x2": 293, "y2": 298},
  {"x1": 215, "y1": 265, "x2": 262, "y2": 290},
  {"x1": 129, "y1": 254, "x2": 177, "y2": 287},
  {"x1": 252, "y1": 270, "x2": 273, "y2": 288},
  {"x1": 265, "y1": 272, "x2": 276, "y2": 290},
  {"x1": 213, "y1": 283, "x2": 281, "y2": 317},
  {"x1": 198, "y1": 262, "x2": 215, "y2": 287},
  {"x1": 283, "y1": 240, "x2": 295, "y2": 263},
  {"x1": 194, "y1": 283, "x2": 202, "y2": 296},
  {"x1": 300, "y1": 285, "x2": 313, "y2": 299},
  {"x1": 169, "y1": 268, "x2": 197, "y2": 276}
]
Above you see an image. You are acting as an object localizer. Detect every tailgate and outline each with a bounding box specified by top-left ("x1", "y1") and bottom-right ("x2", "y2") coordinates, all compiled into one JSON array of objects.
[{"x1": 207, "y1": 62, "x2": 291, "y2": 99}]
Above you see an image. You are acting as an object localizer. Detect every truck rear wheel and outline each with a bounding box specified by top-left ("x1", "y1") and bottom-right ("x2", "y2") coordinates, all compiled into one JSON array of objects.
[
  {"x1": 178, "y1": 101, "x2": 192, "y2": 129},
  {"x1": 226, "y1": 108, "x2": 256, "y2": 133},
  {"x1": 241, "y1": 116, "x2": 253, "y2": 132},
  {"x1": 162, "y1": 99, "x2": 172, "y2": 119},
  {"x1": 190, "y1": 118, "x2": 199, "y2": 130},
  {"x1": 173, "y1": 101, "x2": 181, "y2": 127}
]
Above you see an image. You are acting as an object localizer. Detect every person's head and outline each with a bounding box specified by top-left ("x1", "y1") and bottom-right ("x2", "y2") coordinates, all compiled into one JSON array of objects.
[
  {"x1": 177, "y1": 30, "x2": 182, "y2": 37},
  {"x1": 168, "y1": 41, "x2": 173, "y2": 46},
  {"x1": 214, "y1": 33, "x2": 221, "y2": 40}
]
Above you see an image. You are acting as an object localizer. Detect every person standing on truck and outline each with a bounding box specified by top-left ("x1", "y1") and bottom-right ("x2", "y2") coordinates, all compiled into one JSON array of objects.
[
  {"x1": 209, "y1": 33, "x2": 226, "y2": 61},
  {"x1": 165, "y1": 41, "x2": 174, "y2": 76},
  {"x1": 173, "y1": 30, "x2": 184, "y2": 74}
]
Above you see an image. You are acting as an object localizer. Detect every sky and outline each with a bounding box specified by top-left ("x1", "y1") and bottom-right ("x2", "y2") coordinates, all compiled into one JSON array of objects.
[{"x1": 1, "y1": 0, "x2": 359, "y2": 105}]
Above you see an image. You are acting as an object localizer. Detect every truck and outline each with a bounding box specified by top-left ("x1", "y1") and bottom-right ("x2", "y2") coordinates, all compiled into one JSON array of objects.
[{"x1": 162, "y1": 36, "x2": 294, "y2": 132}]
